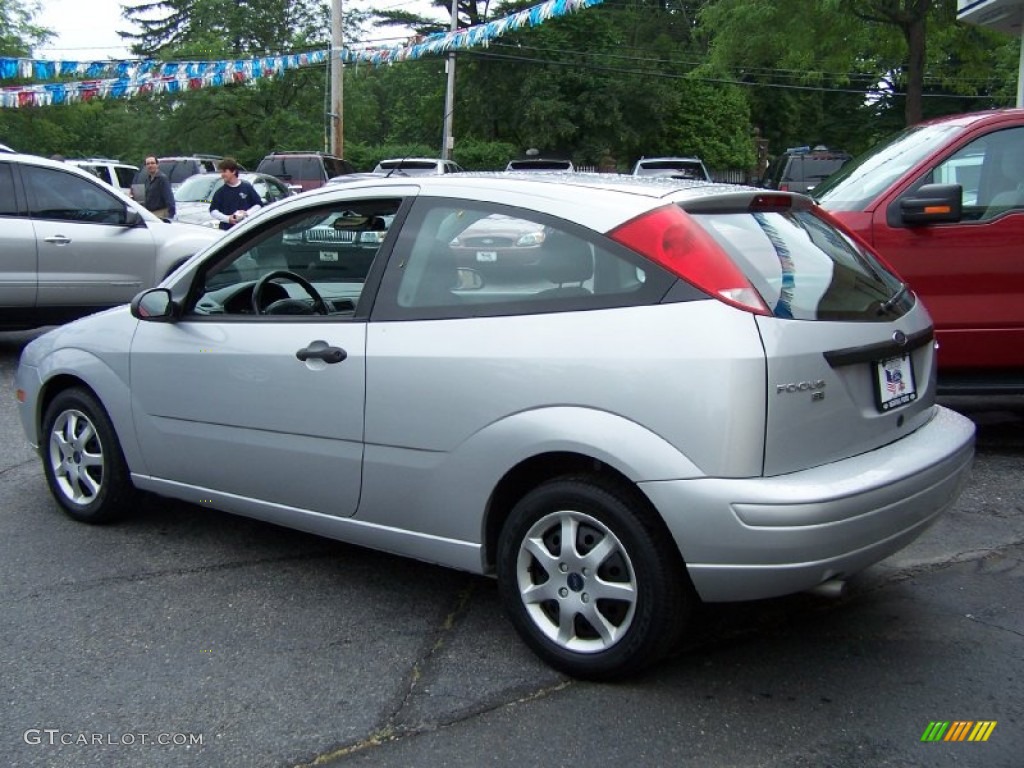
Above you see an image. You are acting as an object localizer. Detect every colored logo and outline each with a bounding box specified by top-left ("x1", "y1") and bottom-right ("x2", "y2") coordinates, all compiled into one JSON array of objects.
[{"x1": 921, "y1": 721, "x2": 996, "y2": 742}]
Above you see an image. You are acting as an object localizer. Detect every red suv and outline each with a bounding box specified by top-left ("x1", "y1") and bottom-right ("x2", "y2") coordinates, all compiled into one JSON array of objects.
[{"x1": 815, "y1": 109, "x2": 1024, "y2": 394}]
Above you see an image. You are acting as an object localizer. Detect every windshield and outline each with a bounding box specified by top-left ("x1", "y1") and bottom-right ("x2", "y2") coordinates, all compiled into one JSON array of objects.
[
  {"x1": 175, "y1": 175, "x2": 222, "y2": 202},
  {"x1": 813, "y1": 123, "x2": 964, "y2": 209}
]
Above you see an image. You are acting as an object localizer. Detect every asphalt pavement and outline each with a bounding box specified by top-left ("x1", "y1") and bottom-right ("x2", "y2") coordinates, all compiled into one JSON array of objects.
[{"x1": 1, "y1": 329, "x2": 1021, "y2": 768}]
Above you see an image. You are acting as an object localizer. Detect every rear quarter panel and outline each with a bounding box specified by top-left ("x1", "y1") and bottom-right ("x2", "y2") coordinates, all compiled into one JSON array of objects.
[{"x1": 358, "y1": 301, "x2": 768, "y2": 541}]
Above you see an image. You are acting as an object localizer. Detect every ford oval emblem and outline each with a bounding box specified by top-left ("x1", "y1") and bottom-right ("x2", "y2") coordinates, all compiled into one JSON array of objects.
[{"x1": 892, "y1": 330, "x2": 907, "y2": 347}]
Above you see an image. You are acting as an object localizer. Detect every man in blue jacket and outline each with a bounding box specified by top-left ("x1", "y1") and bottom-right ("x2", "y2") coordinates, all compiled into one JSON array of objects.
[{"x1": 209, "y1": 157, "x2": 263, "y2": 230}]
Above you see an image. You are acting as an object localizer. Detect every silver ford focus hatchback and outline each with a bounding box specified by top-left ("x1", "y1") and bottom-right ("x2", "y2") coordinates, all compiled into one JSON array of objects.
[{"x1": 16, "y1": 174, "x2": 975, "y2": 679}]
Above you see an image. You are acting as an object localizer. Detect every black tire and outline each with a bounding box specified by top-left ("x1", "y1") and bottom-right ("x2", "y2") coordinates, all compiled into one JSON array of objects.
[
  {"x1": 496, "y1": 475, "x2": 693, "y2": 680},
  {"x1": 41, "y1": 388, "x2": 137, "y2": 524}
]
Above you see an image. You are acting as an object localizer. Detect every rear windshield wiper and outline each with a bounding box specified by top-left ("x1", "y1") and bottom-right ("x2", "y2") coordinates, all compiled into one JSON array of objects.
[{"x1": 879, "y1": 282, "x2": 908, "y2": 314}]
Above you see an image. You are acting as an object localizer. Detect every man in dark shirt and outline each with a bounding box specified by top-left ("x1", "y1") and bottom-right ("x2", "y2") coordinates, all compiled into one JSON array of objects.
[
  {"x1": 209, "y1": 157, "x2": 263, "y2": 230},
  {"x1": 143, "y1": 156, "x2": 176, "y2": 219}
]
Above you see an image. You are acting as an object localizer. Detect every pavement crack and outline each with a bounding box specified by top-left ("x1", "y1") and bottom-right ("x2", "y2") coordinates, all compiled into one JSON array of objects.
[
  {"x1": 0, "y1": 457, "x2": 38, "y2": 476},
  {"x1": 293, "y1": 678, "x2": 573, "y2": 767},
  {"x1": 5, "y1": 549, "x2": 341, "y2": 603},
  {"x1": 964, "y1": 613, "x2": 1024, "y2": 638},
  {"x1": 293, "y1": 579, "x2": 576, "y2": 767}
]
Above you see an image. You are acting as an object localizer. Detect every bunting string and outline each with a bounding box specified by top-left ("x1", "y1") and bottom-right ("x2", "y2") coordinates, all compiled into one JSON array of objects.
[{"x1": 0, "y1": 0, "x2": 603, "y2": 108}]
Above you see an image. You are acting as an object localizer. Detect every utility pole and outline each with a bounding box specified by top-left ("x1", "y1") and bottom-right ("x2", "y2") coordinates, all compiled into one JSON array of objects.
[
  {"x1": 330, "y1": 0, "x2": 344, "y2": 156},
  {"x1": 441, "y1": 0, "x2": 458, "y2": 160}
]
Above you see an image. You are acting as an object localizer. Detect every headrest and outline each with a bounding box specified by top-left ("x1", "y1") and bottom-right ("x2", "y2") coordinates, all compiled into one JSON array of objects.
[{"x1": 541, "y1": 232, "x2": 594, "y2": 285}]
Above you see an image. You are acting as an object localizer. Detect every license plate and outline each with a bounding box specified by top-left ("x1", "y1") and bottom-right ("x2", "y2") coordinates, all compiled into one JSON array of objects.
[
  {"x1": 319, "y1": 251, "x2": 339, "y2": 262},
  {"x1": 873, "y1": 354, "x2": 917, "y2": 412},
  {"x1": 476, "y1": 251, "x2": 498, "y2": 262}
]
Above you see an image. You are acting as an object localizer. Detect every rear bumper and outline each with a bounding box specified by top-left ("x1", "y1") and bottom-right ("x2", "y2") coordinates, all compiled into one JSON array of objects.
[{"x1": 639, "y1": 406, "x2": 975, "y2": 602}]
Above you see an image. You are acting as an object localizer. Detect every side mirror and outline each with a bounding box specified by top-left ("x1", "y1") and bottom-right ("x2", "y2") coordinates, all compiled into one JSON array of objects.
[
  {"x1": 125, "y1": 208, "x2": 144, "y2": 227},
  {"x1": 131, "y1": 288, "x2": 177, "y2": 322},
  {"x1": 898, "y1": 183, "x2": 962, "y2": 225}
]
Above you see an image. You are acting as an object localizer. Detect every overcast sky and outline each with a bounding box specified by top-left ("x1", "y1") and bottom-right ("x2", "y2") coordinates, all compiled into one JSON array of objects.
[
  {"x1": 35, "y1": 0, "x2": 133, "y2": 61},
  {"x1": 32, "y1": 0, "x2": 435, "y2": 62}
]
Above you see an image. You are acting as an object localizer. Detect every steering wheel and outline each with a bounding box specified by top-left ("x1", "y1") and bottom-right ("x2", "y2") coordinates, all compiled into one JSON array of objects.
[{"x1": 251, "y1": 270, "x2": 328, "y2": 315}]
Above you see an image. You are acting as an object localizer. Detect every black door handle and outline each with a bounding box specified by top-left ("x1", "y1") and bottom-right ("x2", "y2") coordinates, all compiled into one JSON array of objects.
[{"x1": 296, "y1": 341, "x2": 347, "y2": 364}]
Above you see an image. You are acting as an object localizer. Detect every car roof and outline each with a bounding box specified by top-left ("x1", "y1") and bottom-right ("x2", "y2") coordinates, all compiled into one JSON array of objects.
[
  {"x1": 277, "y1": 172, "x2": 754, "y2": 233},
  {"x1": 636, "y1": 156, "x2": 705, "y2": 163},
  {"x1": 912, "y1": 107, "x2": 1024, "y2": 129},
  {"x1": 248, "y1": 173, "x2": 798, "y2": 251}
]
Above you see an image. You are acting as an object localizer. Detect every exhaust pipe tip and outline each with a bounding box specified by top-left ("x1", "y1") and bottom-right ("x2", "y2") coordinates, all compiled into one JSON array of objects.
[{"x1": 806, "y1": 578, "x2": 846, "y2": 599}]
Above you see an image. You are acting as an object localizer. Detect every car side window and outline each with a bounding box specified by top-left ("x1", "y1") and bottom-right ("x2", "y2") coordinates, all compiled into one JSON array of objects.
[
  {"x1": 922, "y1": 127, "x2": 1024, "y2": 221},
  {"x1": 255, "y1": 179, "x2": 282, "y2": 203},
  {"x1": 115, "y1": 167, "x2": 136, "y2": 188},
  {"x1": 187, "y1": 199, "x2": 402, "y2": 319},
  {"x1": 0, "y1": 164, "x2": 17, "y2": 215},
  {"x1": 23, "y1": 166, "x2": 127, "y2": 224},
  {"x1": 374, "y1": 199, "x2": 675, "y2": 321}
]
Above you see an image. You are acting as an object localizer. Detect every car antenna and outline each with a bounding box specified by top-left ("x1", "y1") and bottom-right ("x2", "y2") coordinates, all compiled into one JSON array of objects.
[{"x1": 385, "y1": 156, "x2": 410, "y2": 178}]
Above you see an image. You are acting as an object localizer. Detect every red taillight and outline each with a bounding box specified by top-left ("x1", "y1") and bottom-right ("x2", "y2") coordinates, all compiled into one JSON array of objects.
[{"x1": 608, "y1": 205, "x2": 770, "y2": 315}]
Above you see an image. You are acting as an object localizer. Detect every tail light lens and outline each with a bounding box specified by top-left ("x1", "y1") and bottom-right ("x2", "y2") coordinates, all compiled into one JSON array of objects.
[{"x1": 608, "y1": 205, "x2": 770, "y2": 315}]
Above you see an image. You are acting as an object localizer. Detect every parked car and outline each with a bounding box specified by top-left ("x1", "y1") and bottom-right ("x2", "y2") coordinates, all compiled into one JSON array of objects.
[
  {"x1": 66, "y1": 157, "x2": 139, "y2": 197},
  {"x1": 0, "y1": 153, "x2": 219, "y2": 330},
  {"x1": 173, "y1": 171, "x2": 295, "y2": 227},
  {"x1": 256, "y1": 151, "x2": 356, "y2": 192},
  {"x1": 15, "y1": 174, "x2": 974, "y2": 680},
  {"x1": 373, "y1": 158, "x2": 464, "y2": 175},
  {"x1": 761, "y1": 145, "x2": 851, "y2": 193},
  {"x1": 814, "y1": 108, "x2": 1024, "y2": 394},
  {"x1": 130, "y1": 154, "x2": 224, "y2": 200},
  {"x1": 505, "y1": 158, "x2": 575, "y2": 172},
  {"x1": 632, "y1": 156, "x2": 711, "y2": 181}
]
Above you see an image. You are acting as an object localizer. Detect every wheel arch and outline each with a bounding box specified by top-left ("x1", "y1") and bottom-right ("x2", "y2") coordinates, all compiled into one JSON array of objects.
[
  {"x1": 33, "y1": 350, "x2": 146, "y2": 476},
  {"x1": 481, "y1": 452, "x2": 685, "y2": 576}
]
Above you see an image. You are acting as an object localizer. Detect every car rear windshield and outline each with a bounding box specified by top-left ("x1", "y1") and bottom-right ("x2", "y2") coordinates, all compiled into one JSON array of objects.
[
  {"x1": 160, "y1": 160, "x2": 200, "y2": 184},
  {"x1": 636, "y1": 160, "x2": 705, "y2": 177},
  {"x1": 508, "y1": 160, "x2": 572, "y2": 170},
  {"x1": 257, "y1": 157, "x2": 322, "y2": 181},
  {"x1": 691, "y1": 207, "x2": 908, "y2": 321},
  {"x1": 787, "y1": 156, "x2": 848, "y2": 182},
  {"x1": 379, "y1": 160, "x2": 437, "y2": 174}
]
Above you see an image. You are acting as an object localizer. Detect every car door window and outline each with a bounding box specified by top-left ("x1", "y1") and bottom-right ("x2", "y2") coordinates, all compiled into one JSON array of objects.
[
  {"x1": 0, "y1": 164, "x2": 17, "y2": 215},
  {"x1": 23, "y1": 166, "x2": 128, "y2": 224},
  {"x1": 374, "y1": 199, "x2": 676, "y2": 321},
  {"x1": 188, "y1": 198, "x2": 402, "y2": 318},
  {"x1": 921, "y1": 127, "x2": 1024, "y2": 221}
]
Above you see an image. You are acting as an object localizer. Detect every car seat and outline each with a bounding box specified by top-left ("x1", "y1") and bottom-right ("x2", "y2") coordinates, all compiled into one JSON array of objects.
[
  {"x1": 535, "y1": 231, "x2": 594, "y2": 299},
  {"x1": 981, "y1": 142, "x2": 1024, "y2": 220}
]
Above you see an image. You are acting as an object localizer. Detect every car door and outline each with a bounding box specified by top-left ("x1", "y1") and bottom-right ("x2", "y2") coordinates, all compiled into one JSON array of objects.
[
  {"x1": 128, "y1": 193, "x2": 410, "y2": 516},
  {"x1": 21, "y1": 164, "x2": 160, "y2": 308},
  {"x1": 0, "y1": 162, "x2": 36, "y2": 309},
  {"x1": 874, "y1": 125, "x2": 1024, "y2": 370}
]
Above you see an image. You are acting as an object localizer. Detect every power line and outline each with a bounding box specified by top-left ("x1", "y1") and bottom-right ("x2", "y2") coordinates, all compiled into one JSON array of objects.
[{"x1": 462, "y1": 49, "x2": 1001, "y2": 99}]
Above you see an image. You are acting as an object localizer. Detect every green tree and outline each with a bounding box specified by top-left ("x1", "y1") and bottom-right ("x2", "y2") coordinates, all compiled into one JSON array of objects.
[
  {"x1": 696, "y1": 0, "x2": 1017, "y2": 156},
  {"x1": 0, "y1": 0, "x2": 50, "y2": 56}
]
